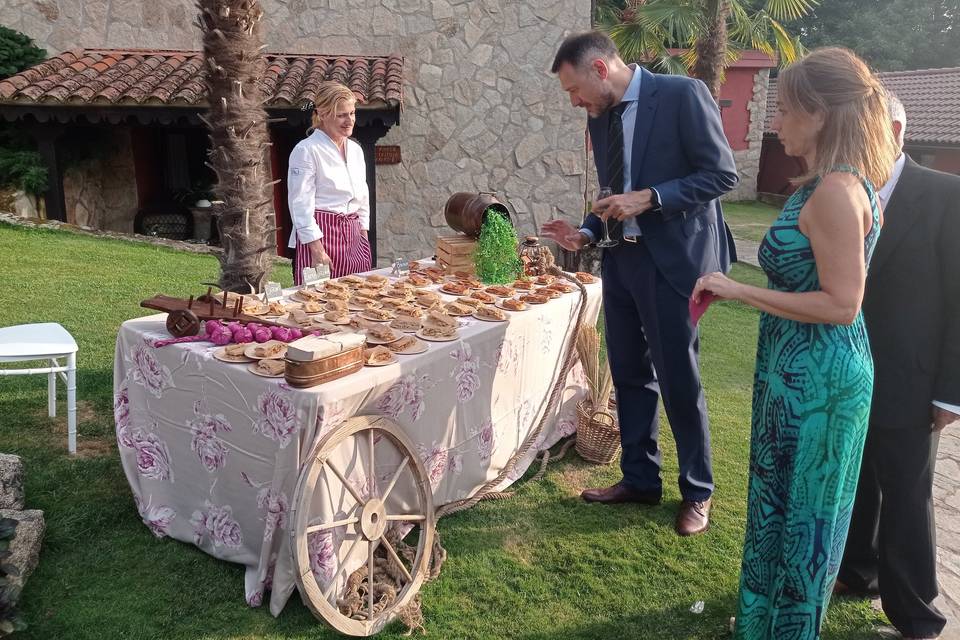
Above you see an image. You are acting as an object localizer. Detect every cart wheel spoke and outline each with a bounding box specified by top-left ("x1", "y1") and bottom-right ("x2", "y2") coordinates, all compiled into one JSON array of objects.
[
  {"x1": 368, "y1": 429, "x2": 376, "y2": 498},
  {"x1": 322, "y1": 534, "x2": 365, "y2": 601},
  {"x1": 305, "y1": 516, "x2": 359, "y2": 535},
  {"x1": 367, "y1": 536, "x2": 376, "y2": 616},
  {"x1": 385, "y1": 513, "x2": 426, "y2": 522},
  {"x1": 380, "y1": 456, "x2": 409, "y2": 503},
  {"x1": 380, "y1": 537, "x2": 413, "y2": 582},
  {"x1": 326, "y1": 459, "x2": 365, "y2": 504}
]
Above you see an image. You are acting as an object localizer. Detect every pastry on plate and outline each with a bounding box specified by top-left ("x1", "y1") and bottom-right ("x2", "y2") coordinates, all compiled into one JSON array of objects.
[
  {"x1": 513, "y1": 279, "x2": 535, "y2": 291},
  {"x1": 500, "y1": 297, "x2": 527, "y2": 311},
  {"x1": 545, "y1": 282, "x2": 575, "y2": 293},
  {"x1": 296, "y1": 288, "x2": 326, "y2": 302},
  {"x1": 445, "y1": 301, "x2": 474, "y2": 316},
  {"x1": 390, "y1": 315, "x2": 422, "y2": 332},
  {"x1": 326, "y1": 299, "x2": 349, "y2": 312},
  {"x1": 251, "y1": 341, "x2": 287, "y2": 359},
  {"x1": 485, "y1": 285, "x2": 516, "y2": 297},
  {"x1": 362, "y1": 307, "x2": 395, "y2": 321},
  {"x1": 265, "y1": 301, "x2": 287, "y2": 316},
  {"x1": 338, "y1": 275, "x2": 364, "y2": 286},
  {"x1": 394, "y1": 304, "x2": 422, "y2": 318},
  {"x1": 420, "y1": 324, "x2": 456, "y2": 339},
  {"x1": 575, "y1": 271, "x2": 598, "y2": 284},
  {"x1": 367, "y1": 325, "x2": 399, "y2": 343},
  {"x1": 324, "y1": 309, "x2": 350, "y2": 324},
  {"x1": 455, "y1": 296, "x2": 482, "y2": 308},
  {"x1": 474, "y1": 304, "x2": 507, "y2": 321},
  {"x1": 440, "y1": 281, "x2": 468, "y2": 295},
  {"x1": 469, "y1": 290, "x2": 496, "y2": 303},
  {"x1": 385, "y1": 334, "x2": 419, "y2": 352},
  {"x1": 324, "y1": 288, "x2": 350, "y2": 301},
  {"x1": 364, "y1": 345, "x2": 395, "y2": 365},
  {"x1": 416, "y1": 292, "x2": 442, "y2": 307},
  {"x1": 223, "y1": 343, "x2": 248, "y2": 358},
  {"x1": 520, "y1": 293, "x2": 549, "y2": 305},
  {"x1": 301, "y1": 300, "x2": 324, "y2": 313},
  {"x1": 535, "y1": 274, "x2": 557, "y2": 285},
  {"x1": 251, "y1": 359, "x2": 285, "y2": 376},
  {"x1": 424, "y1": 310, "x2": 457, "y2": 329},
  {"x1": 405, "y1": 274, "x2": 431, "y2": 287},
  {"x1": 365, "y1": 274, "x2": 389, "y2": 285}
]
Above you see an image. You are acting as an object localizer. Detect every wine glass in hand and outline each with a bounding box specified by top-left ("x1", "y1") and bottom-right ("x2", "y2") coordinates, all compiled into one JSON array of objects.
[{"x1": 595, "y1": 187, "x2": 618, "y2": 248}]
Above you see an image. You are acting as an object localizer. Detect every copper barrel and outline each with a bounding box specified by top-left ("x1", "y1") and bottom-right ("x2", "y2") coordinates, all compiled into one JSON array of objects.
[{"x1": 443, "y1": 192, "x2": 511, "y2": 238}]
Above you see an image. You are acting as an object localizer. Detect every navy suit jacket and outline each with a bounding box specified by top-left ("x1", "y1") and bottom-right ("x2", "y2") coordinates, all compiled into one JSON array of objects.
[{"x1": 584, "y1": 67, "x2": 739, "y2": 297}]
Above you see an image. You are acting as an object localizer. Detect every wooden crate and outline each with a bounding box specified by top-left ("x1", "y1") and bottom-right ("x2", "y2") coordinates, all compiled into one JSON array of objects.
[{"x1": 436, "y1": 234, "x2": 477, "y2": 274}]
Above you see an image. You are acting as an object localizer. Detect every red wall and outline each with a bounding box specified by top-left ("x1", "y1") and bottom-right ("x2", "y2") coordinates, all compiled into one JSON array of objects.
[{"x1": 718, "y1": 67, "x2": 757, "y2": 151}]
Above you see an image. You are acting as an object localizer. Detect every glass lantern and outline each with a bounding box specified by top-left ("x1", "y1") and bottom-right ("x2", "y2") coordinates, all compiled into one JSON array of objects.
[{"x1": 518, "y1": 236, "x2": 555, "y2": 276}]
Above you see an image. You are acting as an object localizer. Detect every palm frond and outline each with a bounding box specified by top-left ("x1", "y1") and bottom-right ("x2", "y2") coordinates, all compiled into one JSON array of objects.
[
  {"x1": 608, "y1": 21, "x2": 670, "y2": 65},
  {"x1": 764, "y1": 0, "x2": 818, "y2": 22},
  {"x1": 633, "y1": 1, "x2": 704, "y2": 48},
  {"x1": 656, "y1": 52, "x2": 692, "y2": 75},
  {"x1": 769, "y1": 17, "x2": 801, "y2": 65}
]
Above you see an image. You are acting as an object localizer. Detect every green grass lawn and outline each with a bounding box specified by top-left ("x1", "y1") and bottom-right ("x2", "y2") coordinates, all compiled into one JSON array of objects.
[
  {"x1": 722, "y1": 201, "x2": 781, "y2": 243},
  {"x1": 0, "y1": 221, "x2": 884, "y2": 639}
]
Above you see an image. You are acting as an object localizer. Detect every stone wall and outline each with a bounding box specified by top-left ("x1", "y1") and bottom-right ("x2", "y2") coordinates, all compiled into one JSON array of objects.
[
  {"x1": 7, "y1": 0, "x2": 592, "y2": 263},
  {"x1": 62, "y1": 129, "x2": 139, "y2": 232},
  {"x1": 725, "y1": 68, "x2": 769, "y2": 202}
]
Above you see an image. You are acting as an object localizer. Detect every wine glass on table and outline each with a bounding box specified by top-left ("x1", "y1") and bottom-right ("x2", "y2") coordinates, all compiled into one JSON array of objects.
[{"x1": 594, "y1": 187, "x2": 618, "y2": 248}]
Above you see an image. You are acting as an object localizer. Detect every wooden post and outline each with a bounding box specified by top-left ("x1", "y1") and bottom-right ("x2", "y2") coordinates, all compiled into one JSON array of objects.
[{"x1": 354, "y1": 121, "x2": 391, "y2": 267}]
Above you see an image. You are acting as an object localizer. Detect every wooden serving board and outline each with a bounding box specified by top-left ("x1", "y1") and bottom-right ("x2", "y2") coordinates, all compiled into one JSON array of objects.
[{"x1": 140, "y1": 292, "x2": 289, "y2": 337}]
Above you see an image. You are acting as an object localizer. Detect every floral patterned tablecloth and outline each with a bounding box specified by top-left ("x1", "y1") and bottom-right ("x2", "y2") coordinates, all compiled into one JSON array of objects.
[{"x1": 114, "y1": 270, "x2": 602, "y2": 615}]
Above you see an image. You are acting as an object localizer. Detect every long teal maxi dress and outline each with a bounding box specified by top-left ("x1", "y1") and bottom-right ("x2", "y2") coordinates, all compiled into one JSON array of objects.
[{"x1": 734, "y1": 167, "x2": 880, "y2": 640}]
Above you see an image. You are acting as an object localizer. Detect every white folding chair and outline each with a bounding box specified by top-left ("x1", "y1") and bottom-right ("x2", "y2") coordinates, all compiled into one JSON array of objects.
[{"x1": 0, "y1": 323, "x2": 78, "y2": 454}]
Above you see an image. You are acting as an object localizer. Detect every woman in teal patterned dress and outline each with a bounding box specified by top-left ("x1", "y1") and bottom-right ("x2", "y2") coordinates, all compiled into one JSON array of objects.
[{"x1": 693, "y1": 48, "x2": 899, "y2": 639}]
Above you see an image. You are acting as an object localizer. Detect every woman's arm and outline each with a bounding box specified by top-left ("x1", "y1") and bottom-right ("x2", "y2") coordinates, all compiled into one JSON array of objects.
[
  {"x1": 694, "y1": 174, "x2": 869, "y2": 325},
  {"x1": 287, "y1": 144, "x2": 322, "y2": 244}
]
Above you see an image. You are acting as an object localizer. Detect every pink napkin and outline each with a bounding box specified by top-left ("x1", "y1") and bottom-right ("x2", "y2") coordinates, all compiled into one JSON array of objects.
[{"x1": 689, "y1": 292, "x2": 718, "y2": 325}]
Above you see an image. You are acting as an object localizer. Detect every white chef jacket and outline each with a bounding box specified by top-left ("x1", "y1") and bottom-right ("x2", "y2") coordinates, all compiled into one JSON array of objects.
[{"x1": 286, "y1": 129, "x2": 370, "y2": 248}]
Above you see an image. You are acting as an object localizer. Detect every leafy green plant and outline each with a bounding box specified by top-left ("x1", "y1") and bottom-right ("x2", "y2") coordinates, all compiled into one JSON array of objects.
[
  {"x1": 0, "y1": 147, "x2": 47, "y2": 196},
  {"x1": 0, "y1": 517, "x2": 24, "y2": 636},
  {"x1": 0, "y1": 26, "x2": 46, "y2": 79},
  {"x1": 474, "y1": 210, "x2": 521, "y2": 284}
]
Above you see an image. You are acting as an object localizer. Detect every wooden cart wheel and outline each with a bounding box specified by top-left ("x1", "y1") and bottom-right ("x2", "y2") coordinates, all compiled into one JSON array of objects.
[
  {"x1": 291, "y1": 415, "x2": 435, "y2": 636},
  {"x1": 166, "y1": 308, "x2": 201, "y2": 337}
]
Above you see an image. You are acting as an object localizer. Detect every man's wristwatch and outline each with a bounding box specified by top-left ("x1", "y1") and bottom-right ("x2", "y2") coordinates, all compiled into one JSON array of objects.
[{"x1": 648, "y1": 188, "x2": 662, "y2": 212}]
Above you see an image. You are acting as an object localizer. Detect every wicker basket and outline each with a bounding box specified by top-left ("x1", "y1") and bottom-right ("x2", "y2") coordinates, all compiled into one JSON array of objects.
[
  {"x1": 574, "y1": 399, "x2": 621, "y2": 464},
  {"x1": 284, "y1": 346, "x2": 364, "y2": 388}
]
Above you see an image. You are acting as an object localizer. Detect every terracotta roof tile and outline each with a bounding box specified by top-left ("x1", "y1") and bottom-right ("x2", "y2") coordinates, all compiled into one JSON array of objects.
[
  {"x1": 765, "y1": 67, "x2": 960, "y2": 145},
  {"x1": 0, "y1": 48, "x2": 404, "y2": 110}
]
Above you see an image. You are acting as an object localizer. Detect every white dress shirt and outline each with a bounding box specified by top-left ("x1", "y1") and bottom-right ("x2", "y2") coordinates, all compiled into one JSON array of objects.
[
  {"x1": 286, "y1": 130, "x2": 370, "y2": 248},
  {"x1": 877, "y1": 153, "x2": 960, "y2": 417},
  {"x1": 582, "y1": 64, "x2": 659, "y2": 241}
]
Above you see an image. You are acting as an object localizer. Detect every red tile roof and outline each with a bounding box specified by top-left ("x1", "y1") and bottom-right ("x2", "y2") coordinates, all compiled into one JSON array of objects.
[
  {"x1": 765, "y1": 67, "x2": 960, "y2": 146},
  {"x1": 0, "y1": 48, "x2": 403, "y2": 109}
]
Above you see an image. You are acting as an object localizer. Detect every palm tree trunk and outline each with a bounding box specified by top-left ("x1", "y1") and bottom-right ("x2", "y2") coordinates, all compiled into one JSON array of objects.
[
  {"x1": 692, "y1": 0, "x2": 730, "y2": 100},
  {"x1": 198, "y1": 0, "x2": 276, "y2": 293}
]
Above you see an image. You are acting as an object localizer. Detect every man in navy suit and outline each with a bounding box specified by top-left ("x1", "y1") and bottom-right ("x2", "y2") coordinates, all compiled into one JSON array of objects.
[{"x1": 542, "y1": 31, "x2": 738, "y2": 536}]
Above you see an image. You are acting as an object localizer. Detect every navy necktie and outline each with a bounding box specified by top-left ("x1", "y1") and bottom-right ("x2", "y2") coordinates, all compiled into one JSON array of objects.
[{"x1": 605, "y1": 102, "x2": 627, "y2": 240}]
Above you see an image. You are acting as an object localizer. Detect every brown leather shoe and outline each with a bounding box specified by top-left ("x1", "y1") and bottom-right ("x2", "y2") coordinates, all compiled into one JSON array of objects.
[
  {"x1": 580, "y1": 481, "x2": 662, "y2": 505},
  {"x1": 675, "y1": 498, "x2": 711, "y2": 536}
]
